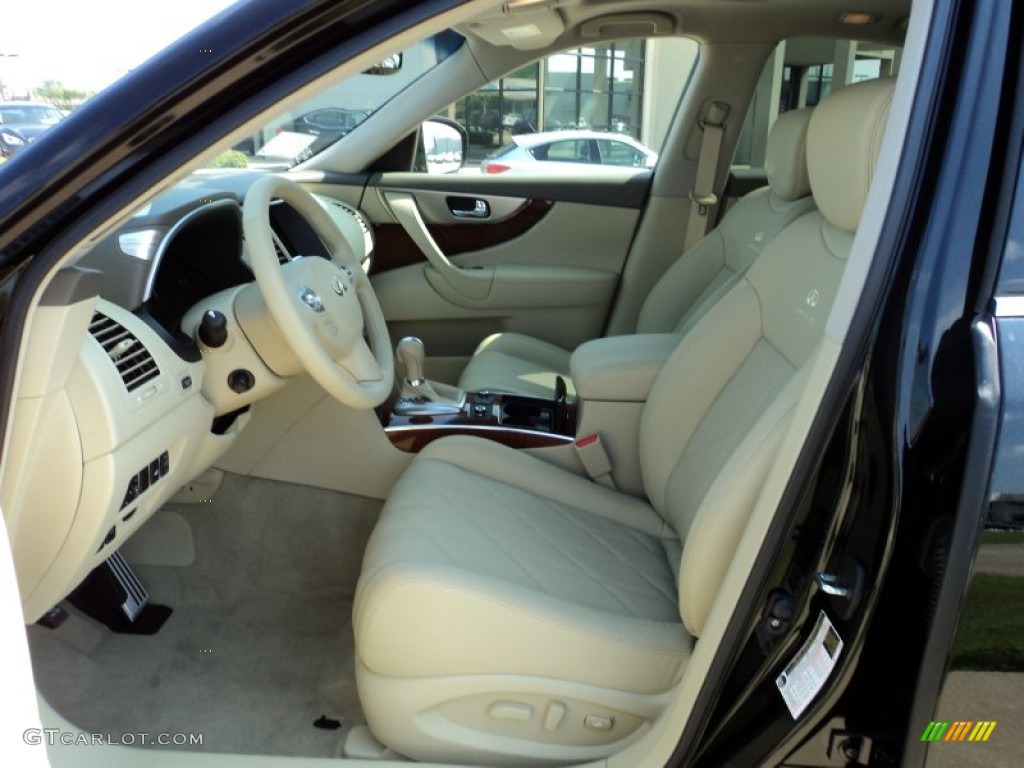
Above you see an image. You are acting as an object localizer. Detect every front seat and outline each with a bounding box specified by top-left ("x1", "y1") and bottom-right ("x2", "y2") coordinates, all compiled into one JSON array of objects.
[
  {"x1": 353, "y1": 79, "x2": 894, "y2": 765},
  {"x1": 458, "y1": 106, "x2": 817, "y2": 400}
]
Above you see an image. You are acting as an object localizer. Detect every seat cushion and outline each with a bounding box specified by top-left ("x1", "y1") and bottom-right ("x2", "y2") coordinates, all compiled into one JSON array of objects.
[
  {"x1": 354, "y1": 436, "x2": 691, "y2": 696},
  {"x1": 458, "y1": 332, "x2": 574, "y2": 399}
]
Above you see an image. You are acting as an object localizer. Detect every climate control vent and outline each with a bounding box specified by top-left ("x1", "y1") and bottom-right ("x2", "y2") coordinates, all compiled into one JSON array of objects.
[
  {"x1": 89, "y1": 312, "x2": 160, "y2": 392},
  {"x1": 272, "y1": 233, "x2": 291, "y2": 264},
  {"x1": 327, "y1": 199, "x2": 371, "y2": 236}
]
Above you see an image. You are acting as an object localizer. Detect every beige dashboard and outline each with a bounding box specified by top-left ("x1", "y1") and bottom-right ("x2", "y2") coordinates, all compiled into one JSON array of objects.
[
  {"x1": 0, "y1": 188, "x2": 380, "y2": 624},
  {"x1": 1, "y1": 274, "x2": 227, "y2": 622}
]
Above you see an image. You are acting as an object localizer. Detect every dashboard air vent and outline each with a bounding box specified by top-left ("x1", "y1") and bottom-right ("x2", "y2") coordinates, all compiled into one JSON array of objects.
[
  {"x1": 89, "y1": 312, "x2": 160, "y2": 392},
  {"x1": 272, "y1": 233, "x2": 290, "y2": 264},
  {"x1": 328, "y1": 199, "x2": 371, "y2": 236}
]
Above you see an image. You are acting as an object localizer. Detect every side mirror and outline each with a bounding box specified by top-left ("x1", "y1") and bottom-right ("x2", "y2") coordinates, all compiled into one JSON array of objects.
[
  {"x1": 417, "y1": 117, "x2": 468, "y2": 174},
  {"x1": 363, "y1": 54, "x2": 403, "y2": 75}
]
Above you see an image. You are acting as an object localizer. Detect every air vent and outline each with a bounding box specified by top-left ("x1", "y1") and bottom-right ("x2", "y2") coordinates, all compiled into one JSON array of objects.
[
  {"x1": 272, "y1": 234, "x2": 291, "y2": 264},
  {"x1": 328, "y1": 200, "x2": 371, "y2": 236},
  {"x1": 89, "y1": 312, "x2": 160, "y2": 392}
]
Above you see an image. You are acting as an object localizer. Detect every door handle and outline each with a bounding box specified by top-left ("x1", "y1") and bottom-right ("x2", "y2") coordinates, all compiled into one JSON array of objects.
[
  {"x1": 448, "y1": 197, "x2": 490, "y2": 219},
  {"x1": 383, "y1": 191, "x2": 493, "y2": 301}
]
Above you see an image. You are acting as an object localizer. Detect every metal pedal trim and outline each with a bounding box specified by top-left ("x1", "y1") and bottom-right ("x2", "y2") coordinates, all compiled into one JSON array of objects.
[{"x1": 107, "y1": 551, "x2": 149, "y2": 621}]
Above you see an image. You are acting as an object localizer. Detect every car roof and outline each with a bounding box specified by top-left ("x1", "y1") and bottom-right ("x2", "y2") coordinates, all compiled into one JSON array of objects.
[{"x1": 511, "y1": 130, "x2": 651, "y2": 149}]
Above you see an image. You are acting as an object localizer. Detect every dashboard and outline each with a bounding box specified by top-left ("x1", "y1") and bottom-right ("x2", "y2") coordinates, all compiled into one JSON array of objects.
[
  {"x1": 6, "y1": 171, "x2": 376, "y2": 622},
  {"x1": 77, "y1": 171, "x2": 374, "y2": 344}
]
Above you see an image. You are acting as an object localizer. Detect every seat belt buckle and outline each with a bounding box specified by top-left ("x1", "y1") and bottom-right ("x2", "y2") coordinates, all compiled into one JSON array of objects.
[{"x1": 574, "y1": 433, "x2": 616, "y2": 489}]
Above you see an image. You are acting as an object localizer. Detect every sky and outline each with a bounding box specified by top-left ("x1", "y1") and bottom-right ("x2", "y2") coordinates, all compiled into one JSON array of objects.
[{"x1": 0, "y1": 0, "x2": 240, "y2": 96}]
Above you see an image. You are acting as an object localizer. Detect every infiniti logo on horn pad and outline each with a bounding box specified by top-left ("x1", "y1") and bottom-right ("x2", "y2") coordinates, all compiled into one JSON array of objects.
[{"x1": 297, "y1": 285, "x2": 325, "y2": 312}]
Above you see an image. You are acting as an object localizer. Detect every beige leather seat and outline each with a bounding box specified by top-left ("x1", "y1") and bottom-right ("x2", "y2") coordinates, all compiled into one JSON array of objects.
[
  {"x1": 458, "y1": 106, "x2": 817, "y2": 399},
  {"x1": 353, "y1": 79, "x2": 894, "y2": 765}
]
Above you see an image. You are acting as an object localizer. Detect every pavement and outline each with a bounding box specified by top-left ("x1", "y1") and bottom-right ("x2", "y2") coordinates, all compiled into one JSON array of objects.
[
  {"x1": 973, "y1": 543, "x2": 1024, "y2": 576},
  {"x1": 925, "y1": 543, "x2": 1024, "y2": 767}
]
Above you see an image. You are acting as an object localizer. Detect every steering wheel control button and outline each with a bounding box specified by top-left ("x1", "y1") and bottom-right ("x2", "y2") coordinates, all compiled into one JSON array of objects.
[
  {"x1": 228, "y1": 369, "x2": 256, "y2": 394},
  {"x1": 297, "y1": 285, "x2": 326, "y2": 312},
  {"x1": 198, "y1": 309, "x2": 228, "y2": 348},
  {"x1": 331, "y1": 275, "x2": 348, "y2": 296}
]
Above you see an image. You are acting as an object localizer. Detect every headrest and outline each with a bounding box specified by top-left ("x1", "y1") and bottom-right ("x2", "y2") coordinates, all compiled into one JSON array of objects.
[
  {"x1": 807, "y1": 78, "x2": 895, "y2": 233},
  {"x1": 765, "y1": 108, "x2": 813, "y2": 201}
]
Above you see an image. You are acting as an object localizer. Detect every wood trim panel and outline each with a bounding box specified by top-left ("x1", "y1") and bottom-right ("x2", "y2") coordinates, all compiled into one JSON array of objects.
[
  {"x1": 387, "y1": 427, "x2": 572, "y2": 453},
  {"x1": 369, "y1": 198, "x2": 554, "y2": 275},
  {"x1": 378, "y1": 390, "x2": 576, "y2": 454}
]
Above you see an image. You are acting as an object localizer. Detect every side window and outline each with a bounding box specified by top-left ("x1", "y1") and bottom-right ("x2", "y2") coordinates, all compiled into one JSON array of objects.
[
  {"x1": 432, "y1": 37, "x2": 698, "y2": 174},
  {"x1": 597, "y1": 139, "x2": 646, "y2": 167},
  {"x1": 733, "y1": 38, "x2": 902, "y2": 171},
  {"x1": 542, "y1": 139, "x2": 593, "y2": 163}
]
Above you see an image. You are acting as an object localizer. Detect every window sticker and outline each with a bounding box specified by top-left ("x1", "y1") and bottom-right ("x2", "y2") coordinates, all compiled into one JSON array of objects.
[{"x1": 776, "y1": 610, "x2": 844, "y2": 719}]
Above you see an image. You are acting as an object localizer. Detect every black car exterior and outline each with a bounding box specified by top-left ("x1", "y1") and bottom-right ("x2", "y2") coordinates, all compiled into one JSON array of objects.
[{"x1": 0, "y1": 1, "x2": 1020, "y2": 767}]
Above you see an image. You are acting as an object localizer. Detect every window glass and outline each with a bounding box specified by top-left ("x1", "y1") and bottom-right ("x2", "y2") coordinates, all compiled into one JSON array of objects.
[
  {"x1": 733, "y1": 38, "x2": 902, "y2": 169},
  {"x1": 435, "y1": 37, "x2": 698, "y2": 173},
  {"x1": 241, "y1": 30, "x2": 464, "y2": 168},
  {"x1": 542, "y1": 139, "x2": 593, "y2": 163},
  {"x1": 597, "y1": 139, "x2": 645, "y2": 167}
]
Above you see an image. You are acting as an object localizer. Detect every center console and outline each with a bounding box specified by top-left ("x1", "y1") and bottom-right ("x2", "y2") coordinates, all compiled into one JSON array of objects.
[
  {"x1": 381, "y1": 390, "x2": 576, "y2": 453},
  {"x1": 380, "y1": 336, "x2": 577, "y2": 453}
]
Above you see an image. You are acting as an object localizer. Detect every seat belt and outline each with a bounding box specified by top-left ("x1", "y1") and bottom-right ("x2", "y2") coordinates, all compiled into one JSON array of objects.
[
  {"x1": 684, "y1": 101, "x2": 730, "y2": 251},
  {"x1": 574, "y1": 433, "x2": 616, "y2": 489}
]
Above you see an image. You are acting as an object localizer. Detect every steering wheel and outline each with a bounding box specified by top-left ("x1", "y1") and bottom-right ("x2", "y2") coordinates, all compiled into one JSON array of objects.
[{"x1": 243, "y1": 176, "x2": 394, "y2": 409}]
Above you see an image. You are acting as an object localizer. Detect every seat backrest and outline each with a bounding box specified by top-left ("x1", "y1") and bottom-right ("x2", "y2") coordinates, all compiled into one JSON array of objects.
[
  {"x1": 635, "y1": 107, "x2": 816, "y2": 337},
  {"x1": 638, "y1": 78, "x2": 895, "y2": 636}
]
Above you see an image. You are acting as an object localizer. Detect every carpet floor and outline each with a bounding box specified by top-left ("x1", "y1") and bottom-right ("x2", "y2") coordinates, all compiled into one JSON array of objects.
[{"x1": 27, "y1": 473, "x2": 381, "y2": 758}]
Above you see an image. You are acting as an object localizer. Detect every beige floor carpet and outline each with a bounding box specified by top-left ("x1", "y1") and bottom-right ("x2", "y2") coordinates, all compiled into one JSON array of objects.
[{"x1": 27, "y1": 473, "x2": 380, "y2": 758}]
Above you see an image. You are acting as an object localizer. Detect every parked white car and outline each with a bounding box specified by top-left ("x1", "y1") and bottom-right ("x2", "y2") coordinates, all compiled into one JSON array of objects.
[{"x1": 481, "y1": 129, "x2": 658, "y2": 174}]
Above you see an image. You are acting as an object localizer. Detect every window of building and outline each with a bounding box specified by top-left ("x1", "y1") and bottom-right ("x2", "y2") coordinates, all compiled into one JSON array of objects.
[
  {"x1": 436, "y1": 37, "x2": 698, "y2": 171},
  {"x1": 733, "y1": 38, "x2": 901, "y2": 168},
  {"x1": 543, "y1": 40, "x2": 645, "y2": 135}
]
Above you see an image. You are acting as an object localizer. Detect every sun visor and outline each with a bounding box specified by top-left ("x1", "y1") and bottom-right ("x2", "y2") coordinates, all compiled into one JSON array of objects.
[{"x1": 462, "y1": 7, "x2": 566, "y2": 50}]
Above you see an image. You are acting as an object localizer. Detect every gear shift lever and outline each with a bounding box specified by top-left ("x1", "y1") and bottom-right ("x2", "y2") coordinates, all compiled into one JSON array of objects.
[
  {"x1": 394, "y1": 336, "x2": 465, "y2": 415},
  {"x1": 396, "y1": 337, "x2": 427, "y2": 388}
]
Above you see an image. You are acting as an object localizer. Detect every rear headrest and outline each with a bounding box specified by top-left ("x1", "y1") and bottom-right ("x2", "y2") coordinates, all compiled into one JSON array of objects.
[
  {"x1": 765, "y1": 107, "x2": 813, "y2": 201},
  {"x1": 808, "y1": 78, "x2": 895, "y2": 233}
]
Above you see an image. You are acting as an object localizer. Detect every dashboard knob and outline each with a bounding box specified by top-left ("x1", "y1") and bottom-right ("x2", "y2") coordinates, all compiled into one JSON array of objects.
[{"x1": 198, "y1": 310, "x2": 228, "y2": 349}]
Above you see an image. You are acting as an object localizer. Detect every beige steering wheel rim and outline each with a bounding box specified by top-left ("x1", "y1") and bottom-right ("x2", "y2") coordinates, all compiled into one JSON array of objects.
[{"x1": 243, "y1": 176, "x2": 394, "y2": 409}]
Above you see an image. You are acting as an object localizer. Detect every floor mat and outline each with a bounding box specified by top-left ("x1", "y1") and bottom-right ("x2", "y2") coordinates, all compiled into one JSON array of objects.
[{"x1": 27, "y1": 473, "x2": 380, "y2": 757}]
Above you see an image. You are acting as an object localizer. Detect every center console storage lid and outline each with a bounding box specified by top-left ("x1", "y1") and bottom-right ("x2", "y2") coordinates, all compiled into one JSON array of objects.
[{"x1": 570, "y1": 334, "x2": 679, "y2": 402}]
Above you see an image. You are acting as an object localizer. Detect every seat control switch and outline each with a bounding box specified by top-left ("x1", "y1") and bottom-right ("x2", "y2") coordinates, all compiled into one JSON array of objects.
[
  {"x1": 488, "y1": 701, "x2": 533, "y2": 722},
  {"x1": 584, "y1": 713, "x2": 615, "y2": 732},
  {"x1": 543, "y1": 701, "x2": 566, "y2": 732}
]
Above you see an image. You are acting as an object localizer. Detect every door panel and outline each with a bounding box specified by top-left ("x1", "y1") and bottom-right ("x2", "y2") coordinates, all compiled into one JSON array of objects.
[
  {"x1": 371, "y1": 198, "x2": 554, "y2": 273},
  {"x1": 360, "y1": 173, "x2": 648, "y2": 380}
]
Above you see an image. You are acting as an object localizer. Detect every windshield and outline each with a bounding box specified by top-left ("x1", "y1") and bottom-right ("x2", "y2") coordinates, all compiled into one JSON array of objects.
[
  {"x1": 229, "y1": 30, "x2": 464, "y2": 169},
  {"x1": 0, "y1": 105, "x2": 63, "y2": 125}
]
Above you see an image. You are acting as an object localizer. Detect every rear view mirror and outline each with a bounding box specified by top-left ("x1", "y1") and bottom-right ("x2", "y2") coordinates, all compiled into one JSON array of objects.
[
  {"x1": 362, "y1": 54, "x2": 403, "y2": 75},
  {"x1": 417, "y1": 117, "x2": 468, "y2": 174}
]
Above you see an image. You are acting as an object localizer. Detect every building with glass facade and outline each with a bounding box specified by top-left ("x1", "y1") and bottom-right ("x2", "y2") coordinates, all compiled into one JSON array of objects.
[{"x1": 451, "y1": 36, "x2": 899, "y2": 168}]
